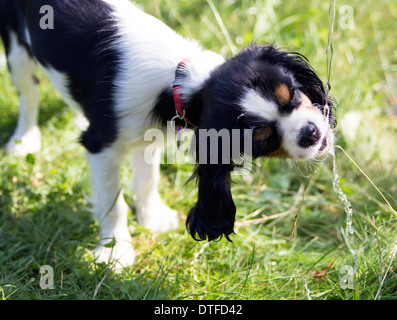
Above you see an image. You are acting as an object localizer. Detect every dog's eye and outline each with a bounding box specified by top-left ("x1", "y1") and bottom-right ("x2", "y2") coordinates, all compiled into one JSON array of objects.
[
  {"x1": 290, "y1": 88, "x2": 295, "y2": 100},
  {"x1": 279, "y1": 89, "x2": 301, "y2": 114},
  {"x1": 289, "y1": 89, "x2": 301, "y2": 108}
]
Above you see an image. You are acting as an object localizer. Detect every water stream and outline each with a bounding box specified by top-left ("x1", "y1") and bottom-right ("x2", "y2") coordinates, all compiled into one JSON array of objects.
[{"x1": 329, "y1": 146, "x2": 358, "y2": 267}]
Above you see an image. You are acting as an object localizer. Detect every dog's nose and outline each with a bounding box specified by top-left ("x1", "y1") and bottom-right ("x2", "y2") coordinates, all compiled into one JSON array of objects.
[{"x1": 298, "y1": 122, "x2": 320, "y2": 148}]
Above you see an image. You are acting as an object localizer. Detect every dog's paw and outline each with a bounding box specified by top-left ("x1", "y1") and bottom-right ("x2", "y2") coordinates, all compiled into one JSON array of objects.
[
  {"x1": 137, "y1": 203, "x2": 179, "y2": 233},
  {"x1": 93, "y1": 237, "x2": 136, "y2": 270},
  {"x1": 6, "y1": 127, "x2": 41, "y2": 157}
]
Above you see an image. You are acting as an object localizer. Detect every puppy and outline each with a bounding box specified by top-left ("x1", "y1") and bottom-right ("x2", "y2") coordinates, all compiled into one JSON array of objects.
[{"x1": 0, "y1": 0, "x2": 336, "y2": 267}]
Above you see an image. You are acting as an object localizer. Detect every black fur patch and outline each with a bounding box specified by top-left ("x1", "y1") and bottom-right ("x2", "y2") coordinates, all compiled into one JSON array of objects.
[{"x1": 16, "y1": 0, "x2": 121, "y2": 154}]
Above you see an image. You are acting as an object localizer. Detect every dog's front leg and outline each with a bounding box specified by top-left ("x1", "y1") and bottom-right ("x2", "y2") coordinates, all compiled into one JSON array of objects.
[
  {"x1": 131, "y1": 147, "x2": 179, "y2": 232},
  {"x1": 88, "y1": 148, "x2": 135, "y2": 269}
]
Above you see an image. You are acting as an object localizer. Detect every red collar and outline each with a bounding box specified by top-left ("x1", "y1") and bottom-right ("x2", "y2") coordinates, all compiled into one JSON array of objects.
[{"x1": 173, "y1": 58, "x2": 191, "y2": 124}]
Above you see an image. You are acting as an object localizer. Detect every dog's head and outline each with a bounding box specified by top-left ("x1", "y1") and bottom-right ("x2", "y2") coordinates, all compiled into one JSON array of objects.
[{"x1": 179, "y1": 45, "x2": 336, "y2": 241}]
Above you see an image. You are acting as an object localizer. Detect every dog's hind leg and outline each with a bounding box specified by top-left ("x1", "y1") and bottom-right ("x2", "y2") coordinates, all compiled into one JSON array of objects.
[
  {"x1": 131, "y1": 147, "x2": 179, "y2": 232},
  {"x1": 89, "y1": 147, "x2": 135, "y2": 269},
  {"x1": 5, "y1": 31, "x2": 41, "y2": 156}
]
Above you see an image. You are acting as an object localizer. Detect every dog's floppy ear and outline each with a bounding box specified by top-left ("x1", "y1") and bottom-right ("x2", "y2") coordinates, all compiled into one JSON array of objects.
[
  {"x1": 186, "y1": 127, "x2": 237, "y2": 241},
  {"x1": 186, "y1": 162, "x2": 236, "y2": 241}
]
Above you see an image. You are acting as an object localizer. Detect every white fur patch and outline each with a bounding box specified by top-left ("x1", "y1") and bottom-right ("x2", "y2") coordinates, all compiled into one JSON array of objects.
[
  {"x1": 102, "y1": 0, "x2": 224, "y2": 148},
  {"x1": 5, "y1": 31, "x2": 41, "y2": 156},
  {"x1": 131, "y1": 148, "x2": 179, "y2": 232},
  {"x1": 0, "y1": 52, "x2": 7, "y2": 69},
  {"x1": 280, "y1": 106, "x2": 329, "y2": 159},
  {"x1": 88, "y1": 147, "x2": 135, "y2": 268},
  {"x1": 239, "y1": 89, "x2": 279, "y2": 121}
]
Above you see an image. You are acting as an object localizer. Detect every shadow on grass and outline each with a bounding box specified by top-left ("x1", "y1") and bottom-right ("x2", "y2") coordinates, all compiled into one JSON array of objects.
[{"x1": 0, "y1": 173, "x2": 173, "y2": 300}]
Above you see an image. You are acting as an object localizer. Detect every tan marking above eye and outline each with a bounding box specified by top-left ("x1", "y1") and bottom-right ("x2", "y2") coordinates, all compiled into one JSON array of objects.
[
  {"x1": 275, "y1": 83, "x2": 291, "y2": 106},
  {"x1": 253, "y1": 127, "x2": 272, "y2": 141}
]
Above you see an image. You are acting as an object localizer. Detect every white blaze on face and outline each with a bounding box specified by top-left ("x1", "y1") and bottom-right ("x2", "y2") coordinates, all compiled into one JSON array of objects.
[
  {"x1": 240, "y1": 88, "x2": 333, "y2": 160},
  {"x1": 279, "y1": 92, "x2": 331, "y2": 159}
]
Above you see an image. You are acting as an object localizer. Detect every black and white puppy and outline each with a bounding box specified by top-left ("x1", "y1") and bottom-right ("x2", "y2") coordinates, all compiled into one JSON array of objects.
[{"x1": 0, "y1": 0, "x2": 336, "y2": 267}]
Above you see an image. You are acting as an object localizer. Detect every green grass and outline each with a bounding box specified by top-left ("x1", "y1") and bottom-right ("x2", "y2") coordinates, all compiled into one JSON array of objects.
[{"x1": 0, "y1": 0, "x2": 396, "y2": 300}]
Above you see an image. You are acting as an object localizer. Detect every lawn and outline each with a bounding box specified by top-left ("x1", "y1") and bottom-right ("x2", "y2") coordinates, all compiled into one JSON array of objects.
[{"x1": 0, "y1": 0, "x2": 396, "y2": 300}]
